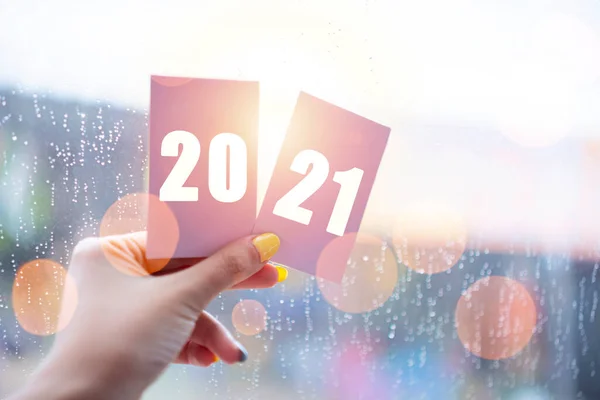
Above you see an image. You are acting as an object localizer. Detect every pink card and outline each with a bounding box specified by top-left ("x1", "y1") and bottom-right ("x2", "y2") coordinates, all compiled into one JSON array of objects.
[
  {"x1": 253, "y1": 92, "x2": 390, "y2": 282},
  {"x1": 147, "y1": 76, "x2": 258, "y2": 259}
]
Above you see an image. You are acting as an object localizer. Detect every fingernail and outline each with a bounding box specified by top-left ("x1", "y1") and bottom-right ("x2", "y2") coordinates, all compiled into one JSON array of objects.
[
  {"x1": 211, "y1": 354, "x2": 219, "y2": 364},
  {"x1": 276, "y1": 266, "x2": 288, "y2": 282},
  {"x1": 252, "y1": 233, "x2": 280, "y2": 262},
  {"x1": 237, "y1": 343, "x2": 249, "y2": 363}
]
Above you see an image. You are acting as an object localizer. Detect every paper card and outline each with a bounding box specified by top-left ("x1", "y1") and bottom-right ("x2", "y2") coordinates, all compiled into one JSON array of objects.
[
  {"x1": 253, "y1": 92, "x2": 391, "y2": 282},
  {"x1": 147, "y1": 76, "x2": 259, "y2": 260}
]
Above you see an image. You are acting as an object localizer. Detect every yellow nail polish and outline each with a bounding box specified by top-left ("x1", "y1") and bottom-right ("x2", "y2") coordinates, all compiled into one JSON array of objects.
[
  {"x1": 276, "y1": 266, "x2": 288, "y2": 282},
  {"x1": 252, "y1": 233, "x2": 280, "y2": 262}
]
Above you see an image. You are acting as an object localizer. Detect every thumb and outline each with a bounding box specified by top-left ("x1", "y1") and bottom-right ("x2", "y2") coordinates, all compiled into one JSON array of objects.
[{"x1": 166, "y1": 233, "x2": 280, "y2": 312}]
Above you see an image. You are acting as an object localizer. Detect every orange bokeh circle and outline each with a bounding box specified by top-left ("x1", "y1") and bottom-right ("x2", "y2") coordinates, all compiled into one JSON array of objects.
[
  {"x1": 12, "y1": 259, "x2": 78, "y2": 336},
  {"x1": 455, "y1": 276, "x2": 537, "y2": 360},
  {"x1": 316, "y1": 233, "x2": 398, "y2": 314},
  {"x1": 100, "y1": 193, "x2": 179, "y2": 274},
  {"x1": 232, "y1": 299, "x2": 268, "y2": 336},
  {"x1": 392, "y1": 203, "x2": 467, "y2": 274}
]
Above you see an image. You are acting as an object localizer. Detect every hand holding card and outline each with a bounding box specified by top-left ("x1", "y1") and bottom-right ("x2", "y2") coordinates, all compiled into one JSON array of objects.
[{"x1": 148, "y1": 77, "x2": 389, "y2": 281}]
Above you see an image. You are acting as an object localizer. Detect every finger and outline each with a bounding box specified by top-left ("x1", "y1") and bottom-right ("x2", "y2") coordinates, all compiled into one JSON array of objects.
[
  {"x1": 174, "y1": 341, "x2": 219, "y2": 367},
  {"x1": 188, "y1": 312, "x2": 247, "y2": 364},
  {"x1": 165, "y1": 233, "x2": 280, "y2": 313},
  {"x1": 70, "y1": 234, "x2": 150, "y2": 280},
  {"x1": 98, "y1": 232, "x2": 285, "y2": 286},
  {"x1": 95, "y1": 232, "x2": 157, "y2": 276},
  {"x1": 231, "y1": 263, "x2": 288, "y2": 289},
  {"x1": 153, "y1": 259, "x2": 288, "y2": 289},
  {"x1": 97, "y1": 233, "x2": 203, "y2": 276},
  {"x1": 155, "y1": 263, "x2": 288, "y2": 289},
  {"x1": 156, "y1": 257, "x2": 206, "y2": 274}
]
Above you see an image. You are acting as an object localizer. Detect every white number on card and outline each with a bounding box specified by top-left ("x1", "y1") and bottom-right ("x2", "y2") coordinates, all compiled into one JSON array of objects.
[
  {"x1": 272, "y1": 150, "x2": 329, "y2": 225},
  {"x1": 208, "y1": 133, "x2": 248, "y2": 203},
  {"x1": 328, "y1": 167, "x2": 364, "y2": 235},
  {"x1": 159, "y1": 130, "x2": 200, "y2": 202},
  {"x1": 272, "y1": 149, "x2": 364, "y2": 236},
  {"x1": 159, "y1": 131, "x2": 248, "y2": 203}
]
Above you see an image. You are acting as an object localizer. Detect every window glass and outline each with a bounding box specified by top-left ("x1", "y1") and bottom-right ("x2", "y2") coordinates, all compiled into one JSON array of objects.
[{"x1": 1, "y1": 1, "x2": 600, "y2": 399}]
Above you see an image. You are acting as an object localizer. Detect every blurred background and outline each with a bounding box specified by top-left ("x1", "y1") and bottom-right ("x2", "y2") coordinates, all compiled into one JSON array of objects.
[{"x1": 1, "y1": 0, "x2": 600, "y2": 398}]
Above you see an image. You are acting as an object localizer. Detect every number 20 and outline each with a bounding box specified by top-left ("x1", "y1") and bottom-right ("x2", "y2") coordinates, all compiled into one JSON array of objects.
[{"x1": 159, "y1": 130, "x2": 247, "y2": 203}]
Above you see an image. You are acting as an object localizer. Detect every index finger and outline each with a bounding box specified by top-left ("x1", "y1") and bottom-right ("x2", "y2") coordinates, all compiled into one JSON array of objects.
[
  {"x1": 154, "y1": 262, "x2": 288, "y2": 289},
  {"x1": 98, "y1": 232, "x2": 287, "y2": 288}
]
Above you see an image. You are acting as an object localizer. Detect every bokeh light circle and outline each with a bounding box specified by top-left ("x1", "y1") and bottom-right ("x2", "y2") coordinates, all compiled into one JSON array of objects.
[
  {"x1": 392, "y1": 203, "x2": 467, "y2": 274},
  {"x1": 232, "y1": 299, "x2": 267, "y2": 336},
  {"x1": 317, "y1": 233, "x2": 398, "y2": 314},
  {"x1": 100, "y1": 193, "x2": 179, "y2": 274},
  {"x1": 12, "y1": 259, "x2": 78, "y2": 336},
  {"x1": 455, "y1": 276, "x2": 537, "y2": 360}
]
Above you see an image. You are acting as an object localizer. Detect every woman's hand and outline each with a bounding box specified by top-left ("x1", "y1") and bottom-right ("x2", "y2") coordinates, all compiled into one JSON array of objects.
[{"x1": 11, "y1": 231, "x2": 284, "y2": 400}]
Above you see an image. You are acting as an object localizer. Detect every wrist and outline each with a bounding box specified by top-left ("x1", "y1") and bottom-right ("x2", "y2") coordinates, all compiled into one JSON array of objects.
[
  {"x1": 9, "y1": 351, "x2": 145, "y2": 400},
  {"x1": 10, "y1": 368, "x2": 99, "y2": 400}
]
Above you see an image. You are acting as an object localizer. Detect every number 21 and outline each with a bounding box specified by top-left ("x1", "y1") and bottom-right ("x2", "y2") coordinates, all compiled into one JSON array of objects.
[{"x1": 272, "y1": 149, "x2": 364, "y2": 236}]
